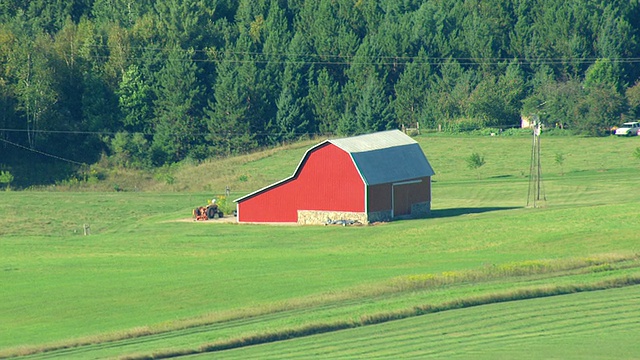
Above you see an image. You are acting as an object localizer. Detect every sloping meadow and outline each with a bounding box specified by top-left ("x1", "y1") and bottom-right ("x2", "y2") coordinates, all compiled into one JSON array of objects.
[{"x1": 1, "y1": 134, "x2": 640, "y2": 358}]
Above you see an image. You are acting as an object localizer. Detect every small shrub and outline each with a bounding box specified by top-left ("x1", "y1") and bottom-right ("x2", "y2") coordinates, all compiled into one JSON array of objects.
[
  {"x1": 212, "y1": 195, "x2": 234, "y2": 215},
  {"x1": 501, "y1": 128, "x2": 534, "y2": 136},
  {"x1": 543, "y1": 128, "x2": 573, "y2": 136},
  {"x1": 154, "y1": 165, "x2": 176, "y2": 185},
  {"x1": 466, "y1": 152, "x2": 486, "y2": 178},
  {"x1": 0, "y1": 170, "x2": 14, "y2": 190}
]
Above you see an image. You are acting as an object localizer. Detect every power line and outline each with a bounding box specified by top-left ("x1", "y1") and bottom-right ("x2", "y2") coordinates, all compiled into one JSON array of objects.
[
  {"x1": 76, "y1": 44, "x2": 640, "y2": 66},
  {"x1": 0, "y1": 138, "x2": 86, "y2": 166},
  {"x1": 0, "y1": 128, "x2": 338, "y2": 137}
]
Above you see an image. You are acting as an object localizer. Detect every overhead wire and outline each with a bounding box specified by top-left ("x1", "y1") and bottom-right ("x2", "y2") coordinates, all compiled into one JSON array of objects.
[
  {"x1": 0, "y1": 137, "x2": 86, "y2": 166},
  {"x1": 78, "y1": 43, "x2": 640, "y2": 66},
  {"x1": 0, "y1": 128, "x2": 335, "y2": 138}
]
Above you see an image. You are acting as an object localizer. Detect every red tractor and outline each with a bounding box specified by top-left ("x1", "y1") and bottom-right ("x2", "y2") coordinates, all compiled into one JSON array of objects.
[{"x1": 193, "y1": 200, "x2": 224, "y2": 221}]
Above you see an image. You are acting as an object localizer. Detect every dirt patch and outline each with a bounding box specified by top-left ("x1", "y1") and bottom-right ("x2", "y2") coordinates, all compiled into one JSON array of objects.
[
  {"x1": 172, "y1": 217, "x2": 383, "y2": 226},
  {"x1": 174, "y1": 216, "x2": 238, "y2": 223}
]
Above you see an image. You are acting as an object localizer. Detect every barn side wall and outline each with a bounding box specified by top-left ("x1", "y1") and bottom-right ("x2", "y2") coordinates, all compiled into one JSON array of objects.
[
  {"x1": 367, "y1": 183, "x2": 392, "y2": 212},
  {"x1": 366, "y1": 177, "x2": 431, "y2": 219}
]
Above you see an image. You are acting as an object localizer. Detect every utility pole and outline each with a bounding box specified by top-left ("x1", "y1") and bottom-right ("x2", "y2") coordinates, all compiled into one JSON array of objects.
[{"x1": 527, "y1": 116, "x2": 546, "y2": 208}]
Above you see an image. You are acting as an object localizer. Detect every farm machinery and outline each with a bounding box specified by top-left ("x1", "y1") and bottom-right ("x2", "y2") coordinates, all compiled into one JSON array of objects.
[{"x1": 193, "y1": 199, "x2": 224, "y2": 221}]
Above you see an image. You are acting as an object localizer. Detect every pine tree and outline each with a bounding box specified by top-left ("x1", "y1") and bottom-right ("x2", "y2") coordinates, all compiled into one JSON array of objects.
[
  {"x1": 205, "y1": 49, "x2": 257, "y2": 155},
  {"x1": 308, "y1": 67, "x2": 342, "y2": 135},
  {"x1": 355, "y1": 74, "x2": 393, "y2": 134},
  {"x1": 393, "y1": 49, "x2": 431, "y2": 129},
  {"x1": 152, "y1": 46, "x2": 203, "y2": 163}
]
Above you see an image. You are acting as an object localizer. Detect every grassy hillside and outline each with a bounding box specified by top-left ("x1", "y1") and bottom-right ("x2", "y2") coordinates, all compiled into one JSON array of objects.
[
  {"x1": 1, "y1": 133, "x2": 640, "y2": 359},
  {"x1": 57, "y1": 131, "x2": 638, "y2": 196}
]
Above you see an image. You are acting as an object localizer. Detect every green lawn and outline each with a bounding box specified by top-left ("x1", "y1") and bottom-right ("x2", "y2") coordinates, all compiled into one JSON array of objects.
[{"x1": 1, "y1": 134, "x2": 640, "y2": 359}]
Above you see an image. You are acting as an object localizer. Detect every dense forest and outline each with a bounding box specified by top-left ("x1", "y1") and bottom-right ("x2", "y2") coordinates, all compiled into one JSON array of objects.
[{"x1": 1, "y1": 0, "x2": 640, "y2": 186}]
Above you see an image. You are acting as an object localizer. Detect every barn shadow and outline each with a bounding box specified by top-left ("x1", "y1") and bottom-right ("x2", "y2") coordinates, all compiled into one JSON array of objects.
[{"x1": 429, "y1": 207, "x2": 520, "y2": 219}]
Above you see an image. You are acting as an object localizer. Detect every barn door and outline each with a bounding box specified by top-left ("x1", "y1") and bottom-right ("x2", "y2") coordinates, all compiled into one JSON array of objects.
[{"x1": 392, "y1": 180, "x2": 423, "y2": 218}]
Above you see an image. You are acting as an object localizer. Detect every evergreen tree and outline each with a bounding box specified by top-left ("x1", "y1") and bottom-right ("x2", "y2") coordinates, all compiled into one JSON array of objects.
[
  {"x1": 355, "y1": 74, "x2": 393, "y2": 134},
  {"x1": 153, "y1": 0, "x2": 218, "y2": 50},
  {"x1": 308, "y1": 67, "x2": 342, "y2": 135},
  {"x1": 393, "y1": 49, "x2": 431, "y2": 129},
  {"x1": 583, "y1": 58, "x2": 622, "y2": 93},
  {"x1": 273, "y1": 84, "x2": 303, "y2": 142},
  {"x1": 260, "y1": 0, "x2": 293, "y2": 126},
  {"x1": 92, "y1": 0, "x2": 152, "y2": 27},
  {"x1": 268, "y1": 32, "x2": 312, "y2": 143},
  {"x1": 205, "y1": 48, "x2": 257, "y2": 155},
  {"x1": 151, "y1": 46, "x2": 203, "y2": 163}
]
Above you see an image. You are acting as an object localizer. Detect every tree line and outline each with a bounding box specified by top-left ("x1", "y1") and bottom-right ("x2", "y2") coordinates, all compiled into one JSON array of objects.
[{"x1": 1, "y1": 0, "x2": 640, "y2": 179}]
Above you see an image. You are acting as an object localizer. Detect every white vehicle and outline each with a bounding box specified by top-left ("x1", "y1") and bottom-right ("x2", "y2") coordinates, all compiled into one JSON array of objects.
[{"x1": 614, "y1": 122, "x2": 640, "y2": 136}]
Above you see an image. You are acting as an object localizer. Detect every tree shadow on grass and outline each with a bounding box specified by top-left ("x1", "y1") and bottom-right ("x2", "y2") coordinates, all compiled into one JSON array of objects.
[{"x1": 430, "y1": 207, "x2": 521, "y2": 219}]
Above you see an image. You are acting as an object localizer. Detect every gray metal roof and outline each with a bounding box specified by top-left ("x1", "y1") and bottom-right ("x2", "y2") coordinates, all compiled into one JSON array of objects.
[
  {"x1": 329, "y1": 129, "x2": 417, "y2": 153},
  {"x1": 330, "y1": 130, "x2": 435, "y2": 185}
]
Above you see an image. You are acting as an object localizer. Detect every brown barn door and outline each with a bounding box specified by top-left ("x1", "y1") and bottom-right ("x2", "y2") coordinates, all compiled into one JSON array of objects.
[
  {"x1": 392, "y1": 183, "x2": 412, "y2": 217},
  {"x1": 392, "y1": 180, "x2": 424, "y2": 218}
]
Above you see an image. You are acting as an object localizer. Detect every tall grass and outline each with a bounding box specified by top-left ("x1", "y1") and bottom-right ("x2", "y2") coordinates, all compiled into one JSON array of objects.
[{"x1": 390, "y1": 254, "x2": 639, "y2": 291}]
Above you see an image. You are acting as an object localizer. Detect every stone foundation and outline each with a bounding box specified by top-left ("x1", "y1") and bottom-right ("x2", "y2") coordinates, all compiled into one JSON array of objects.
[
  {"x1": 411, "y1": 201, "x2": 431, "y2": 218},
  {"x1": 298, "y1": 210, "x2": 368, "y2": 225},
  {"x1": 367, "y1": 210, "x2": 392, "y2": 223},
  {"x1": 297, "y1": 202, "x2": 431, "y2": 225}
]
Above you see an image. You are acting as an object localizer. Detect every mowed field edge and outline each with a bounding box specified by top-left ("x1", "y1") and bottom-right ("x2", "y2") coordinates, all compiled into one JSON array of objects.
[{"x1": 204, "y1": 285, "x2": 640, "y2": 360}]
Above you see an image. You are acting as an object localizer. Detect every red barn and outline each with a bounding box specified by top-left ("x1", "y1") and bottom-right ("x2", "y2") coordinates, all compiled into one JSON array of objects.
[{"x1": 234, "y1": 130, "x2": 435, "y2": 224}]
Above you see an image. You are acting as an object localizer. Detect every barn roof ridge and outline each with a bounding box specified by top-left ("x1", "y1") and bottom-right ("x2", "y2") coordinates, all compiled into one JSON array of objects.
[{"x1": 328, "y1": 129, "x2": 416, "y2": 154}]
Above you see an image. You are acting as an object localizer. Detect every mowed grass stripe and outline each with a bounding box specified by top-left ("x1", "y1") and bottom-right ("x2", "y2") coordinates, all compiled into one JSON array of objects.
[
  {"x1": 264, "y1": 303, "x2": 640, "y2": 360},
  {"x1": 210, "y1": 286, "x2": 640, "y2": 359},
  {"x1": 120, "y1": 273, "x2": 640, "y2": 359},
  {"x1": 13, "y1": 263, "x2": 640, "y2": 359},
  {"x1": 15, "y1": 290, "x2": 418, "y2": 359},
  {"x1": 378, "y1": 292, "x2": 639, "y2": 357}
]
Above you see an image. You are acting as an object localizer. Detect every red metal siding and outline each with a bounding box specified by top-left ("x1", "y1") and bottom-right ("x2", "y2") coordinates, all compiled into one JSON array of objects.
[{"x1": 238, "y1": 143, "x2": 365, "y2": 222}]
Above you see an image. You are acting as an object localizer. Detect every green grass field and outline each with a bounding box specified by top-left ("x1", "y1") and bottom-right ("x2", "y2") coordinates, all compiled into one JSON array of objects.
[{"x1": 1, "y1": 134, "x2": 640, "y2": 359}]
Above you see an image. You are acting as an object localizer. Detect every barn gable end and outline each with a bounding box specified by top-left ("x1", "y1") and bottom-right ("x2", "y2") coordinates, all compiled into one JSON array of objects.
[{"x1": 235, "y1": 143, "x2": 365, "y2": 223}]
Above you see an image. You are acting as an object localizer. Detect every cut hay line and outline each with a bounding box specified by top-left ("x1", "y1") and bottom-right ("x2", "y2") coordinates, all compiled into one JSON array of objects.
[
  {"x1": 2, "y1": 254, "x2": 639, "y2": 359},
  {"x1": 120, "y1": 275, "x2": 640, "y2": 360},
  {"x1": 337, "y1": 291, "x2": 640, "y2": 359}
]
